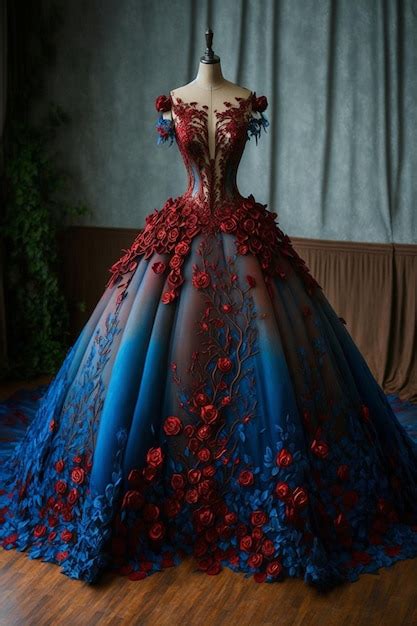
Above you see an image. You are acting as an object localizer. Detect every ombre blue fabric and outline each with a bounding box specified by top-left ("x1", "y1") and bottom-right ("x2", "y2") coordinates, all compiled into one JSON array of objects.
[{"x1": 1, "y1": 91, "x2": 417, "y2": 587}]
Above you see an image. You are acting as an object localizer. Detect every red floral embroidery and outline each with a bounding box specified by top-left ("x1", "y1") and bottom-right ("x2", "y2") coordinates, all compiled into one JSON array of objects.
[
  {"x1": 310, "y1": 439, "x2": 329, "y2": 458},
  {"x1": 163, "y1": 416, "x2": 183, "y2": 436},
  {"x1": 251, "y1": 93, "x2": 268, "y2": 113},
  {"x1": 110, "y1": 236, "x2": 388, "y2": 585},
  {"x1": 192, "y1": 269, "x2": 211, "y2": 290},
  {"x1": 67, "y1": 488, "x2": 79, "y2": 505},
  {"x1": 70, "y1": 467, "x2": 85, "y2": 485},
  {"x1": 55, "y1": 480, "x2": 67, "y2": 495},
  {"x1": 33, "y1": 524, "x2": 47, "y2": 538},
  {"x1": 275, "y1": 481, "x2": 290, "y2": 500},
  {"x1": 266, "y1": 560, "x2": 283, "y2": 577},
  {"x1": 152, "y1": 261, "x2": 166, "y2": 274},
  {"x1": 61, "y1": 529, "x2": 73, "y2": 543},
  {"x1": 217, "y1": 357, "x2": 232, "y2": 373},
  {"x1": 54, "y1": 460, "x2": 64, "y2": 473},
  {"x1": 276, "y1": 448, "x2": 293, "y2": 467},
  {"x1": 161, "y1": 290, "x2": 176, "y2": 304},
  {"x1": 238, "y1": 469, "x2": 254, "y2": 487},
  {"x1": 155, "y1": 94, "x2": 172, "y2": 112},
  {"x1": 293, "y1": 487, "x2": 309, "y2": 509},
  {"x1": 146, "y1": 446, "x2": 164, "y2": 468}
]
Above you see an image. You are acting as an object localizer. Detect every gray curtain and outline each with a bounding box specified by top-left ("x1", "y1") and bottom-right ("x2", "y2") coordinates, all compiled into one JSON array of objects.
[{"x1": 39, "y1": 0, "x2": 417, "y2": 245}]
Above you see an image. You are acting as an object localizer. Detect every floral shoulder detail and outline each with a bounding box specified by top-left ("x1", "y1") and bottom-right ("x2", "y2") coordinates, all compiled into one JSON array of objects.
[
  {"x1": 247, "y1": 92, "x2": 269, "y2": 144},
  {"x1": 155, "y1": 94, "x2": 172, "y2": 113},
  {"x1": 155, "y1": 94, "x2": 175, "y2": 145}
]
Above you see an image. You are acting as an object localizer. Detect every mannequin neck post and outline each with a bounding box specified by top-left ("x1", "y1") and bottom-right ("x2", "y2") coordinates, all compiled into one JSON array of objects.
[{"x1": 194, "y1": 61, "x2": 225, "y2": 89}]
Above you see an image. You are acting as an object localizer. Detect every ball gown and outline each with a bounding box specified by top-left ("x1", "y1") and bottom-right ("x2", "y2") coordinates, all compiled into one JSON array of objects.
[{"x1": 1, "y1": 89, "x2": 417, "y2": 588}]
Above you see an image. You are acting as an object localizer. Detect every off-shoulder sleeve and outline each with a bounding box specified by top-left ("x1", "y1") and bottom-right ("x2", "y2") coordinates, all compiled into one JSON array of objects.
[
  {"x1": 247, "y1": 92, "x2": 269, "y2": 144},
  {"x1": 155, "y1": 94, "x2": 175, "y2": 145}
]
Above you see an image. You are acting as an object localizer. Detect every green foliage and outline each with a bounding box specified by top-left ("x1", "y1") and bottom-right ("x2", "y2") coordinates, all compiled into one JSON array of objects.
[{"x1": 3, "y1": 104, "x2": 88, "y2": 378}]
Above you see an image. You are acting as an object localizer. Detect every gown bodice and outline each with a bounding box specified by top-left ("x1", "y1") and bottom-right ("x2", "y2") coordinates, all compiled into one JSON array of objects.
[
  {"x1": 169, "y1": 91, "x2": 264, "y2": 219},
  {"x1": 154, "y1": 90, "x2": 269, "y2": 225},
  {"x1": 107, "y1": 90, "x2": 320, "y2": 304}
]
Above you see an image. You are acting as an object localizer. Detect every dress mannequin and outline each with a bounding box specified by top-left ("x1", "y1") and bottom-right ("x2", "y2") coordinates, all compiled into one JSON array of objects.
[{"x1": 163, "y1": 29, "x2": 251, "y2": 160}]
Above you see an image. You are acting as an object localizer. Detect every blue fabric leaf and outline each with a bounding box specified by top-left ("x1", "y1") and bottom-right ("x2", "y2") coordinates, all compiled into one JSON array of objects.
[
  {"x1": 156, "y1": 114, "x2": 175, "y2": 145},
  {"x1": 247, "y1": 112, "x2": 269, "y2": 144}
]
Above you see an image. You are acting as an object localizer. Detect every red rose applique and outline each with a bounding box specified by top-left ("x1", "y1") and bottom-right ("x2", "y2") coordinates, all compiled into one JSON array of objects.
[
  {"x1": 238, "y1": 469, "x2": 254, "y2": 487},
  {"x1": 275, "y1": 481, "x2": 290, "y2": 500},
  {"x1": 292, "y1": 486, "x2": 309, "y2": 509},
  {"x1": 251, "y1": 93, "x2": 268, "y2": 113},
  {"x1": 71, "y1": 467, "x2": 85, "y2": 485},
  {"x1": 217, "y1": 357, "x2": 233, "y2": 373},
  {"x1": 192, "y1": 270, "x2": 211, "y2": 289},
  {"x1": 122, "y1": 490, "x2": 144, "y2": 510},
  {"x1": 155, "y1": 94, "x2": 172, "y2": 112},
  {"x1": 163, "y1": 415, "x2": 183, "y2": 436},
  {"x1": 311, "y1": 438, "x2": 330, "y2": 458},
  {"x1": 54, "y1": 459, "x2": 65, "y2": 473},
  {"x1": 146, "y1": 446, "x2": 164, "y2": 468},
  {"x1": 276, "y1": 448, "x2": 293, "y2": 467}
]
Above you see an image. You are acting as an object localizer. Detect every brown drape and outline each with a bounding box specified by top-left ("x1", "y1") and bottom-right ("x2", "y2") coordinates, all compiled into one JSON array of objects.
[
  {"x1": 291, "y1": 238, "x2": 417, "y2": 402},
  {"x1": 60, "y1": 227, "x2": 417, "y2": 403}
]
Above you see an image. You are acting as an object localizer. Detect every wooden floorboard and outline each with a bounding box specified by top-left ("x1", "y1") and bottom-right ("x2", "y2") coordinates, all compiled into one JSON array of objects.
[
  {"x1": 0, "y1": 548, "x2": 417, "y2": 626},
  {"x1": 1, "y1": 381, "x2": 417, "y2": 625}
]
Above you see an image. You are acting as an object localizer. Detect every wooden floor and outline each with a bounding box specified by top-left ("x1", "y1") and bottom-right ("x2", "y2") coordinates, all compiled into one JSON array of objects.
[
  {"x1": 1, "y1": 381, "x2": 417, "y2": 626},
  {"x1": 1, "y1": 549, "x2": 417, "y2": 626}
]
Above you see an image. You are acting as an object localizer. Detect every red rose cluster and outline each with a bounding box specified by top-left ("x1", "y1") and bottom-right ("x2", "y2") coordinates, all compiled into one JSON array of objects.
[
  {"x1": 251, "y1": 92, "x2": 268, "y2": 113},
  {"x1": 118, "y1": 446, "x2": 167, "y2": 546},
  {"x1": 30, "y1": 451, "x2": 94, "y2": 561},
  {"x1": 107, "y1": 192, "x2": 320, "y2": 304},
  {"x1": 107, "y1": 195, "x2": 204, "y2": 302},
  {"x1": 238, "y1": 446, "x2": 310, "y2": 527},
  {"x1": 192, "y1": 269, "x2": 210, "y2": 290},
  {"x1": 155, "y1": 94, "x2": 172, "y2": 112},
  {"x1": 216, "y1": 194, "x2": 320, "y2": 297}
]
